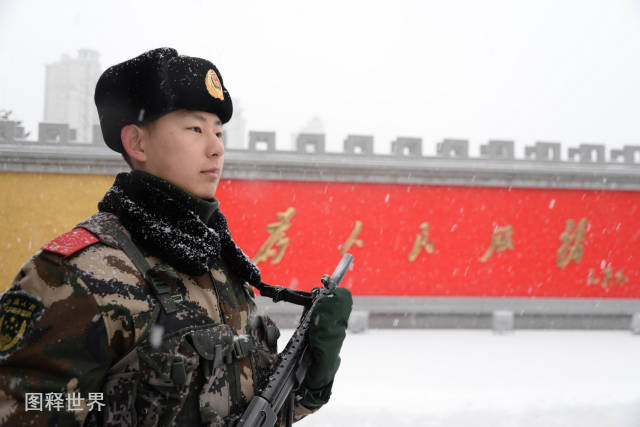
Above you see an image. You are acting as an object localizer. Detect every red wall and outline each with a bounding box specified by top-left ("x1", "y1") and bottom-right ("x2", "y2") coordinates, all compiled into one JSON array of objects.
[{"x1": 217, "y1": 179, "x2": 640, "y2": 298}]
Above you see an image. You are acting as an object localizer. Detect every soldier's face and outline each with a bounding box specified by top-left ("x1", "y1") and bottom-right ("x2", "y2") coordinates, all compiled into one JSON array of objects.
[{"x1": 139, "y1": 110, "x2": 224, "y2": 199}]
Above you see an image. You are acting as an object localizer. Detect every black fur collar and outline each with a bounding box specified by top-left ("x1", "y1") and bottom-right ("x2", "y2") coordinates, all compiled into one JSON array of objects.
[{"x1": 98, "y1": 171, "x2": 261, "y2": 284}]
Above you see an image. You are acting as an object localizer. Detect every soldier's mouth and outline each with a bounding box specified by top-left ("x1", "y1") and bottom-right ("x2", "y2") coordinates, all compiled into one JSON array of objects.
[{"x1": 201, "y1": 168, "x2": 221, "y2": 178}]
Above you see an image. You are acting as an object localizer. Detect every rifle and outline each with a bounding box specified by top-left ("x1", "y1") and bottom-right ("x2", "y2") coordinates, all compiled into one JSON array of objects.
[{"x1": 236, "y1": 253, "x2": 354, "y2": 427}]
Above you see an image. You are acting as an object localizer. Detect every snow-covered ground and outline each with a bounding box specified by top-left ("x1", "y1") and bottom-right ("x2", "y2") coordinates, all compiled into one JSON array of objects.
[{"x1": 278, "y1": 329, "x2": 640, "y2": 427}]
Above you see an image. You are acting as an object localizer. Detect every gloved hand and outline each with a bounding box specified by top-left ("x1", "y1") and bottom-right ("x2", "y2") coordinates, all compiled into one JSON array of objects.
[{"x1": 299, "y1": 287, "x2": 352, "y2": 408}]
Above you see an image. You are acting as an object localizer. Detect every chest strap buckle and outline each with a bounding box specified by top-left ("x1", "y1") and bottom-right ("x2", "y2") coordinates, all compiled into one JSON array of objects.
[
  {"x1": 145, "y1": 265, "x2": 182, "y2": 314},
  {"x1": 232, "y1": 335, "x2": 255, "y2": 360}
]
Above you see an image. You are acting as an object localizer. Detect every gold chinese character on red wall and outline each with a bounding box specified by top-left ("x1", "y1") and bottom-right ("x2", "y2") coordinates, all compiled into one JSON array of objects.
[
  {"x1": 557, "y1": 218, "x2": 587, "y2": 268},
  {"x1": 408, "y1": 222, "x2": 435, "y2": 262},
  {"x1": 479, "y1": 225, "x2": 513, "y2": 263},
  {"x1": 254, "y1": 207, "x2": 296, "y2": 265},
  {"x1": 587, "y1": 266, "x2": 629, "y2": 289},
  {"x1": 341, "y1": 220, "x2": 364, "y2": 256}
]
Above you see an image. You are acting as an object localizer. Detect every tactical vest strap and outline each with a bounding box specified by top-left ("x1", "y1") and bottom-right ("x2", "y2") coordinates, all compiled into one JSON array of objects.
[
  {"x1": 102, "y1": 222, "x2": 149, "y2": 273},
  {"x1": 102, "y1": 221, "x2": 180, "y2": 314}
]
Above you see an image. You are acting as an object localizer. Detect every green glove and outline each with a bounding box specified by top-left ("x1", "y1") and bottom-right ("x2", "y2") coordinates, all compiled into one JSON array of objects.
[{"x1": 300, "y1": 287, "x2": 353, "y2": 408}]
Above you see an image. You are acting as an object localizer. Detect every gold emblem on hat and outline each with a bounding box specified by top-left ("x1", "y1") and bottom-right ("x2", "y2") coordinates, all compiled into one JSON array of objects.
[{"x1": 205, "y1": 69, "x2": 225, "y2": 101}]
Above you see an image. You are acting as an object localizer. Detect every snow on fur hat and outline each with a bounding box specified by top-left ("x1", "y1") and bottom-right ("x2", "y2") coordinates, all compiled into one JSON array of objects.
[{"x1": 94, "y1": 47, "x2": 232, "y2": 153}]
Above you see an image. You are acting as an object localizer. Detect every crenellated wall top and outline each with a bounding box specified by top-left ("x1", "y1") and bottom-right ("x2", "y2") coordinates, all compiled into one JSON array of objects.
[{"x1": 0, "y1": 120, "x2": 639, "y2": 190}]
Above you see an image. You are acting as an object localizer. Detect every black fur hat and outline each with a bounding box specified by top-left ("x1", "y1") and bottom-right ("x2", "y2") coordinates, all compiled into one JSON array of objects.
[{"x1": 94, "y1": 47, "x2": 233, "y2": 153}]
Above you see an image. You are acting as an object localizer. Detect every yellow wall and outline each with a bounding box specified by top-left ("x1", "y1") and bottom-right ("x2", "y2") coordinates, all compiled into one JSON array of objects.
[{"x1": 0, "y1": 172, "x2": 115, "y2": 291}]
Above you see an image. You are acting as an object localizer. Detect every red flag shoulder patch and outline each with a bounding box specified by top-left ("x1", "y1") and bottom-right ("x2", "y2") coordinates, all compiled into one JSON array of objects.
[{"x1": 41, "y1": 228, "x2": 99, "y2": 257}]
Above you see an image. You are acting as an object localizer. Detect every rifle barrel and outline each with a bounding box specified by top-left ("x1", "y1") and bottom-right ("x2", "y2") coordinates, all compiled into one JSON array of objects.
[{"x1": 328, "y1": 253, "x2": 353, "y2": 289}]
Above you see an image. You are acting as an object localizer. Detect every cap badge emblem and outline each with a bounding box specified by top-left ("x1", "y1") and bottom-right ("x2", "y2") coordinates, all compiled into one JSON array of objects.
[{"x1": 205, "y1": 69, "x2": 225, "y2": 101}]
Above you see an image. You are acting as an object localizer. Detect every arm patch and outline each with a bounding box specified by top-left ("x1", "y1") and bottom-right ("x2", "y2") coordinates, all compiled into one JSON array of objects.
[
  {"x1": 41, "y1": 228, "x2": 99, "y2": 257},
  {"x1": 0, "y1": 292, "x2": 43, "y2": 358}
]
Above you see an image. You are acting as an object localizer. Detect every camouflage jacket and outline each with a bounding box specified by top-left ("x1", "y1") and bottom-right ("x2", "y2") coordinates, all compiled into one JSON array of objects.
[{"x1": 0, "y1": 212, "x2": 314, "y2": 426}]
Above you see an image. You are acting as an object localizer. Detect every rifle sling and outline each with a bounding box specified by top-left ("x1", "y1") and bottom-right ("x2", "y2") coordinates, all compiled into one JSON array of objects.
[{"x1": 254, "y1": 282, "x2": 313, "y2": 307}]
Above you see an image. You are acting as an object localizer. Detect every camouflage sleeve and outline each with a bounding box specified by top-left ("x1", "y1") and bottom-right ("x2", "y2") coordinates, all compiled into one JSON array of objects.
[
  {"x1": 0, "y1": 252, "x2": 113, "y2": 426},
  {"x1": 292, "y1": 402, "x2": 319, "y2": 423}
]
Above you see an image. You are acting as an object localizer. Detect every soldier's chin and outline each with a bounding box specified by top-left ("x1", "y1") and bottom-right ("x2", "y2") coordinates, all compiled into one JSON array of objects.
[{"x1": 194, "y1": 183, "x2": 219, "y2": 199}]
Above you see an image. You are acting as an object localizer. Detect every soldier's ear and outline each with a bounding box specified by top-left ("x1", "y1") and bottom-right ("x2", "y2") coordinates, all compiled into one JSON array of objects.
[{"x1": 121, "y1": 124, "x2": 147, "y2": 164}]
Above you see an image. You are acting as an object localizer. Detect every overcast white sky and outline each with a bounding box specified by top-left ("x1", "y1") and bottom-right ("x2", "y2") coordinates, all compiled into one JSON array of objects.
[{"x1": 1, "y1": 0, "x2": 639, "y2": 157}]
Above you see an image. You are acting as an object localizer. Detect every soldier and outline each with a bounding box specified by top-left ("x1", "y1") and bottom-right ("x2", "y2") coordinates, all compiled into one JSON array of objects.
[{"x1": 0, "y1": 48, "x2": 352, "y2": 426}]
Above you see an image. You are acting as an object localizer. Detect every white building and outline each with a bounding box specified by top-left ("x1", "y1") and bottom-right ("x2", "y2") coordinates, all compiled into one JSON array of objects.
[
  {"x1": 44, "y1": 49, "x2": 101, "y2": 143},
  {"x1": 224, "y1": 99, "x2": 247, "y2": 149}
]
